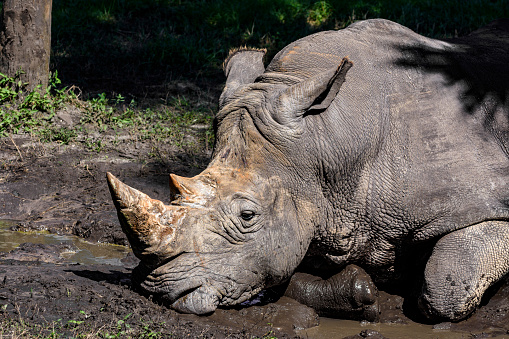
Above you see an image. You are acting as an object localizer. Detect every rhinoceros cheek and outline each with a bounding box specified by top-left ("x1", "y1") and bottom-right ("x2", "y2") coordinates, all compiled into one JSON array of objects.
[{"x1": 169, "y1": 285, "x2": 219, "y2": 315}]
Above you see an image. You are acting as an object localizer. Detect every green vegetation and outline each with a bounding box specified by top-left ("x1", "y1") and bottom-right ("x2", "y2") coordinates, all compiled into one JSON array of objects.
[
  {"x1": 0, "y1": 70, "x2": 214, "y2": 153},
  {"x1": 0, "y1": 312, "x2": 280, "y2": 338},
  {"x1": 0, "y1": 71, "x2": 73, "y2": 137},
  {"x1": 1, "y1": 0, "x2": 507, "y2": 152},
  {"x1": 51, "y1": 0, "x2": 509, "y2": 94}
]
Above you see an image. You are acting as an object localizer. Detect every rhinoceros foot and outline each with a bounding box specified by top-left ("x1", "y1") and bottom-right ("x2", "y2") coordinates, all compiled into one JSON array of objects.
[{"x1": 285, "y1": 264, "x2": 380, "y2": 322}]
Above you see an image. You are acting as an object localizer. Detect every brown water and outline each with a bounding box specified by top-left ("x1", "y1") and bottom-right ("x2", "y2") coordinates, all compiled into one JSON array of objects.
[
  {"x1": 299, "y1": 318, "x2": 475, "y2": 339},
  {"x1": 0, "y1": 219, "x2": 130, "y2": 265}
]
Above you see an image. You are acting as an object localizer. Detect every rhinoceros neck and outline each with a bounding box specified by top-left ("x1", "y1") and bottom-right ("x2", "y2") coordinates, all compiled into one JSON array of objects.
[{"x1": 296, "y1": 92, "x2": 416, "y2": 270}]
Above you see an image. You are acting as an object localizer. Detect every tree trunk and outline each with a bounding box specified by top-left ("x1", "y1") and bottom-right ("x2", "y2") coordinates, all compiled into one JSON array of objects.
[{"x1": 0, "y1": 0, "x2": 52, "y2": 92}]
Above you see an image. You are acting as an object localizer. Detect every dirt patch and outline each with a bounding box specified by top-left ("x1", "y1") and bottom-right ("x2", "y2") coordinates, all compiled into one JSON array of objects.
[
  {"x1": 0, "y1": 132, "x2": 208, "y2": 245},
  {"x1": 2, "y1": 250, "x2": 509, "y2": 339},
  {"x1": 0, "y1": 124, "x2": 320, "y2": 337}
]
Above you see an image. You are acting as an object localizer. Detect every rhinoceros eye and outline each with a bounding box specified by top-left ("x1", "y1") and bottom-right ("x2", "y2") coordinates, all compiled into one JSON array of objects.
[{"x1": 240, "y1": 210, "x2": 256, "y2": 221}]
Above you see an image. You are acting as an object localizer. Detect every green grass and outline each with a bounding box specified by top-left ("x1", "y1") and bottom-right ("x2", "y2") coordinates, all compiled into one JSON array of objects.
[
  {"x1": 0, "y1": 313, "x2": 165, "y2": 339},
  {"x1": 0, "y1": 71, "x2": 75, "y2": 138},
  {"x1": 51, "y1": 0, "x2": 509, "y2": 95},
  {"x1": 0, "y1": 71, "x2": 214, "y2": 153},
  {"x1": 0, "y1": 312, "x2": 278, "y2": 338},
  {"x1": 77, "y1": 93, "x2": 214, "y2": 151}
]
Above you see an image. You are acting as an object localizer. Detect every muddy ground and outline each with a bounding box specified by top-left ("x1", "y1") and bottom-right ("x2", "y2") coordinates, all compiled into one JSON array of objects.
[{"x1": 1, "y1": 103, "x2": 509, "y2": 338}]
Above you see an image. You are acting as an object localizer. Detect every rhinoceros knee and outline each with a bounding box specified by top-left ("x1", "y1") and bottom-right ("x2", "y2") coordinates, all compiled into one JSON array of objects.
[
  {"x1": 420, "y1": 221, "x2": 509, "y2": 321},
  {"x1": 418, "y1": 281, "x2": 480, "y2": 321},
  {"x1": 285, "y1": 265, "x2": 379, "y2": 321}
]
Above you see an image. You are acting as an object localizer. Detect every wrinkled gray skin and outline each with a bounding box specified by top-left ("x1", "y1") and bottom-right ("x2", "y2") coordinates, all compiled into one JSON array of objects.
[{"x1": 108, "y1": 19, "x2": 509, "y2": 322}]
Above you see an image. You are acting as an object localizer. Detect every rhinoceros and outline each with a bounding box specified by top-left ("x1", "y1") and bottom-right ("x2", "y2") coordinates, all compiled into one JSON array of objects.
[{"x1": 107, "y1": 18, "x2": 509, "y2": 321}]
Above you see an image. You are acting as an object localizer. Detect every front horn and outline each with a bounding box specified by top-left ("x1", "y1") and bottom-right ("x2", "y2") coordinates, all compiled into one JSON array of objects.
[{"x1": 107, "y1": 172, "x2": 187, "y2": 263}]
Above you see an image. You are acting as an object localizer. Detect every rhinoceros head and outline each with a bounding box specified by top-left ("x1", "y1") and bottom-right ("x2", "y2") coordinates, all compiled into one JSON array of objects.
[
  {"x1": 107, "y1": 49, "x2": 352, "y2": 314},
  {"x1": 107, "y1": 166, "x2": 305, "y2": 315}
]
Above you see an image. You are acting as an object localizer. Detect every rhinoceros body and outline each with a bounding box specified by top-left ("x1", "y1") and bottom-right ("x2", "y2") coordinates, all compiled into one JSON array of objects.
[{"x1": 107, "y1": 19, "x2": 509, "y2": 321}]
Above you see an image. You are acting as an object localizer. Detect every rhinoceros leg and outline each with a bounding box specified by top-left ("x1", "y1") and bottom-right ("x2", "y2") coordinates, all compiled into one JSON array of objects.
[
  {"x1": 284, "y1": 264, "x2": 379, "y2": 321},
  {"x1": 419, "y1": 221, "x2": 509, "y2": 321}
]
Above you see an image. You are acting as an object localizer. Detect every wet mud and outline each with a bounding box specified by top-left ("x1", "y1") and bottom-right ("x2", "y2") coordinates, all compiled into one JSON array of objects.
[
  {"x1": 0, "y1": 258, "x2": 314, "y2": 338},
  {"x1": 0, "y1": 219, "x2": 130, "y2": 266},
  {"x1": 2, "y1": 133, "x2": 509, "y2": 338},
  {"x1": 302, "y1": 283, "x2": 509, "y2": 338}
]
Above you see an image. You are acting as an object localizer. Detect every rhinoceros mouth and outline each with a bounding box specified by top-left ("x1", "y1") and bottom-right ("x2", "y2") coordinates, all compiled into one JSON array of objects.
[
  {"x1": 141, "y1": 275, "x2": 263, "y2": 314},
  {"x1": 139, "y1": 275, "x2": 219, "y2": 315},
  {"x1": 138, "y1": 265, "x2": 263, "y2": 315},
  {"x1": 135, "y1": 250, "x2": 264, "y2": 315}
]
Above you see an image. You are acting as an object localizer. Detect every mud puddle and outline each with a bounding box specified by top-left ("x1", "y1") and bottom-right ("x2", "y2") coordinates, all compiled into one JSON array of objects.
[
  {"x1": 298, "y1": 280, "x2": 509, "y2": 339},
  {"x1": 0, "y1": 219, "x2": 130, "y2": 265},
  {"x1": 300, "y1": 318, "x2": 471, "y2": 339}
]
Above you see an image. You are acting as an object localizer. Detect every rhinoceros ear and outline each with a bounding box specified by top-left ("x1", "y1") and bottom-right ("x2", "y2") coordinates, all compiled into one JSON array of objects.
[
  {"x1": 273, "y1": 57, "x2": 353, "y2": 125},
  {"x1": 219, "y1": 48, "x2": 266, "y2": 108}
]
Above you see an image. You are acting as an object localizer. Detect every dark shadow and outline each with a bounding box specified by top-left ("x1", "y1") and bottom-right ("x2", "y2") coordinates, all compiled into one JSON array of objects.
[
  {"x1": 375, "y1": 237, "x2": 438, "y2": 324},
  {"x1": 50, "y1": 0, "x2": 312, "y2": 97},
  {"x1": 393, "y1": 19, "x2": 509, "y2": 155},
  {"x1": 67, "y1": 268, "x2": 132, "y2": 286},
  {"x1": 51, "y1": 1, "x2": 508, "y2": 99}
]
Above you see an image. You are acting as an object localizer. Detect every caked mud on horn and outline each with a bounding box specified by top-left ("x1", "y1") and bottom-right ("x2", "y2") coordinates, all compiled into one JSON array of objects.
[{"x1": 106, "y1": 172, "x2": 187, "y2": 263}]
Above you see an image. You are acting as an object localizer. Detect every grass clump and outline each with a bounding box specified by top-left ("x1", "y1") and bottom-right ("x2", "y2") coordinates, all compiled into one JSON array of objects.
[
  {"x1": 79, "y1": 93, "x2": 214, "y2": 151},
  {"x1": 0, "y1": 71, "x2": 76, "y2": 139}
]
